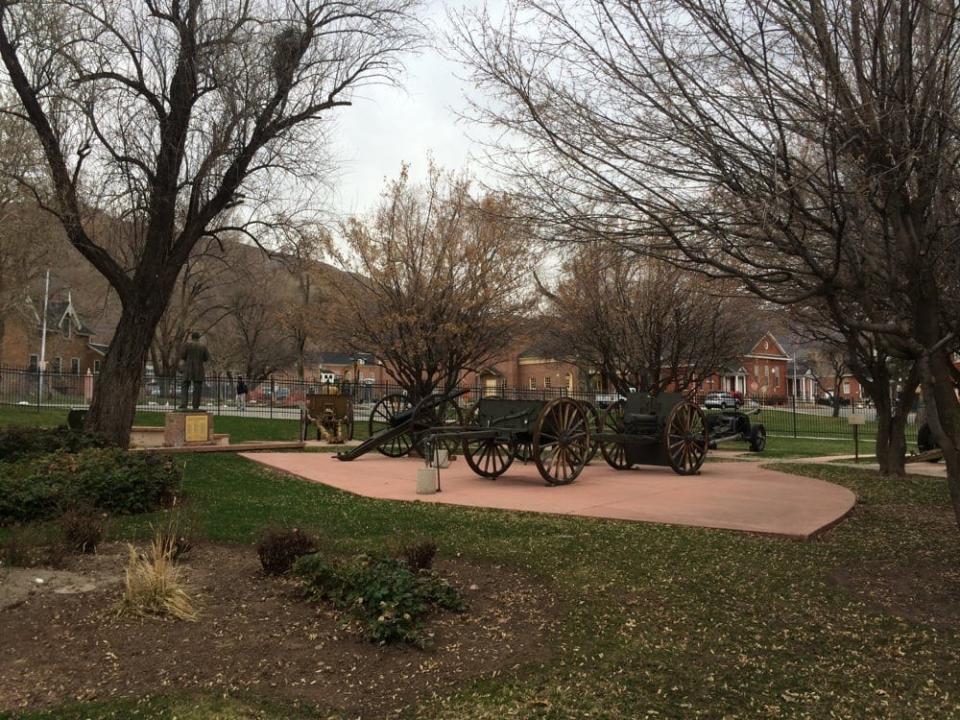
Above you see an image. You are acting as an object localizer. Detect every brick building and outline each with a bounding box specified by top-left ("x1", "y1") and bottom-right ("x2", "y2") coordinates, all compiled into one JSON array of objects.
[{"x1": 0, "y1": 293, "x2": 104, "y2": 375}]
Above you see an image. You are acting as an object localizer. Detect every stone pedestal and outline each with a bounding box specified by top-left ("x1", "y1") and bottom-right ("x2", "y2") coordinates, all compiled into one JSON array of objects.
[{"x1": 164, "y1": 412, "x2": 214, "y2": 448}]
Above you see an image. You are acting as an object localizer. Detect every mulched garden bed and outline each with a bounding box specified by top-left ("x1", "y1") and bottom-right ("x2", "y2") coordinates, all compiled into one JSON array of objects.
[{"x1": 0, "y1": 542, "x2": 559, "y2": 717}]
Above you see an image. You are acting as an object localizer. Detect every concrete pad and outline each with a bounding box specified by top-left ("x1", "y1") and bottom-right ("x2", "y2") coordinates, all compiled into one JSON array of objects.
[{"x1": 241, "y1": 453, "x2": 856, "y2": 540}]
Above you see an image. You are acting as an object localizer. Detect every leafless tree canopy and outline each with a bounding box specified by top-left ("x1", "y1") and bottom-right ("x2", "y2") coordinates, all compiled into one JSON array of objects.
[
  {"x1": 0, "y1": 0, "x2": 420, "y2": 444},
  {"x1": 541, "y1": 246, "x2": 750, "y2": 395},
  {"x1": 328, "y1": 164, "x2": 532, "y2": 400},
  {"x1": 454, "y1": 0, "x2": 960, "y2": 525}
]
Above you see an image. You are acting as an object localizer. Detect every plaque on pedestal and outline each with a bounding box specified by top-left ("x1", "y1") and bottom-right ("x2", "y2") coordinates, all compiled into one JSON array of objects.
[{"x1": 165, "y1": 412, "x2": 214, "y2": 447}]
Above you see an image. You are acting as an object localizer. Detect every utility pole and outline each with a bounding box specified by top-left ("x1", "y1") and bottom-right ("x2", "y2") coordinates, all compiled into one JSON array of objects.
[{"x1": 37, "y1": 269, "x2": 50, "y2": 404}]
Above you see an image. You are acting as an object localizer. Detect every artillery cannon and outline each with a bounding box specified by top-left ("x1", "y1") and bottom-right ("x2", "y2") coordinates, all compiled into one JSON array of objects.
[
  {"x1": 336, "y1": 388, "x2": 467, "y2": 462},
  {"x1": 594, "y1": 392, "x2": 708, "y2": 475}
]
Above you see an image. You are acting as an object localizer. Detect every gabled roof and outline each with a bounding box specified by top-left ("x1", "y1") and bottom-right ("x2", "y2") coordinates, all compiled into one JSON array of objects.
[
  {"x1": 24, "y1": 292, "x2": 96, "y2": 337},
  {"x1": 743, "y1": 331, "x2": 790, "y2": 359}
]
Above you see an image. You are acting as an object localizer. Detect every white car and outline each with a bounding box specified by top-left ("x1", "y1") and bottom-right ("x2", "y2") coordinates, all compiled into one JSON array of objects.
[{"x1": 704, "y1": 391, "x2": 741, "y2": 410}]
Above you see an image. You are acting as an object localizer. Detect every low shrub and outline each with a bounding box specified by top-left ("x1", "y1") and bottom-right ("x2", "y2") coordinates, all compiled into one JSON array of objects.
[
  {"x1": 398, "y1": 538, "x2": 438, "y2": 571},
  {"x1": 256, "y1": 527, "x2": 319, "y2": 575},
  {"x1": 59, "y1": 507, "x2": 104, "y2": 554},
  {"x1": 293, "y1": 552, "x2": 464, "y2": 646},
  {"x1": 0, "y1": 426, "x2": 105, "y2": 464},
  {"x1": 120, "y1": 531, "x2": 196, "y2": 621},
  {"x1": 0, "y1": 449, "x2": 181, "y2": 525}
]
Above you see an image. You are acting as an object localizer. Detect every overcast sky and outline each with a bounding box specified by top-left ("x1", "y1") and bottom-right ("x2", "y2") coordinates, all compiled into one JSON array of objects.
[{"x1": 327, "y1": 0, "x2": 502, "y2": 218}]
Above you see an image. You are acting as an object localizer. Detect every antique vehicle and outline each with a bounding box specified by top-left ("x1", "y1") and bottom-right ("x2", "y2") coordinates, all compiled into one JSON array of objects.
[
  {"x1": 910, "y1": 422, "x2": 944, "y2": 463},
  {"x1": 422, "y1": 391, "x2": 708, "y2": 485},
  {"x1": 595, "y1": 392, "x2": 709, "y2": 475},
  {"x1": 336, "y1": 388, "x2": 467, "y2": 461},
  {"x1": 704, "y1": 408, "x2": 767, "y2": 452},
  {"x1": 424, "y1": 396, "x2": 594, "y2": 485},
  {"x1": 305, "y1": 389, "x2": 354, "y2": 443}
]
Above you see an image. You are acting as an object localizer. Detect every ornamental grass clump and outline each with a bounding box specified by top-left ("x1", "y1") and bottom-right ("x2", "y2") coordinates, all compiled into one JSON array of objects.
[{"x1": 120, "y1": 531, "x2": 196, "y2": 621}]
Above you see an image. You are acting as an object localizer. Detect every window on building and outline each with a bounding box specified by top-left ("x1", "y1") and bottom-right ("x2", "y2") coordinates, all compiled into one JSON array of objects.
[
  {"x1": 843, "y1": 382, "x2": 850, "y2": 395},
  {"x1": 71, "y1": 358, "x2": 80, "y2": 375},
  {"x1": 529, "y1": 377, "x2": 537, "y2": 391},
  {"x1": 566, "y1": 373, "x2": 574, "y2": 392},
  {"x1": 29, "y1": 354, "x2": 38, "y2": 371},
  {"x1": 52, "y1": 356, "x2": 62, "y2": 373},
  {"x1": 94, "y1": 360, "x2": 101, "y2": 374},
  {"x1": 544, "y1": 376, "x2": 552, "y2": 389}
]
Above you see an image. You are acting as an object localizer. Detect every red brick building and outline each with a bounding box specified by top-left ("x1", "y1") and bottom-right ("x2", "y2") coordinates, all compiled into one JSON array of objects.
[{"x1": 0, "y1": 293, "x2": 104, "y2": 375}]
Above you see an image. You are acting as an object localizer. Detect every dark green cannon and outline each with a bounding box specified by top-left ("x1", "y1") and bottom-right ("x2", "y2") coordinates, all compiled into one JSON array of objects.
[
  {"x1": 593, "y1": 392, "x2": 708, "y2": 475},
  {"x1": 335, "y1": 388, "x2": 468, "y2": 462}
]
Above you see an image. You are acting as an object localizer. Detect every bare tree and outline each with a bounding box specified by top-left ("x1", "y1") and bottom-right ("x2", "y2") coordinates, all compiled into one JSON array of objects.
[
  {"x1": 0, "y1": 0, "x2": 419, "y2": 445},
  {"x1": 540, "y1": 245, "x2": 750, "y2": 395},
  {"x1": 454, "y1": 0, "x2": 960, "y2": 526},
  {"x1": 328, "y1": 163, "x2": 532, "y2": 400},
  {"x1": 273, "y1": 225, "x2": 331, "y2": 380},
  {"x1": 215, "y1": 266, "x2": 298, "y2": 384}
]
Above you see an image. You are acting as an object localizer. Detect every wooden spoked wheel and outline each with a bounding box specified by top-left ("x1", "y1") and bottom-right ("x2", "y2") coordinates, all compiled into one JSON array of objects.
[
  {"x1": 369, "y1": 393, "x2": 413, "y2": 457},
  {"x1": 532, "y1": 397, "x2": 591, "y2": 485},
  {"x1": 665, "y1": 401, "x2": 708, "y2": 475},
  {"x1": 463, "y1": 435, "x2": 516, "y2": 478},
  {"x1": 600, "y1": 399, "x2": 630, "y2": 470},
  {"x1": 582, "y1": 401, "x2": 602, "y2": 464},
  {"x1": 344, "y1": 403, "x2": 355, "y2": 442},
  {"x1": 514, "y1": 441, "x2": 533, "y2": 462},
  {"x1": 414, "y1": 397, "x2": 464, "y2": 458}
]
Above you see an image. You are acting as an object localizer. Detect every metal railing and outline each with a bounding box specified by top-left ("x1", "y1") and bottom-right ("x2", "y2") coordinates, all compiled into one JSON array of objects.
[{"x1": 0, "y1": 366, "x2": 921, "y2": 441}]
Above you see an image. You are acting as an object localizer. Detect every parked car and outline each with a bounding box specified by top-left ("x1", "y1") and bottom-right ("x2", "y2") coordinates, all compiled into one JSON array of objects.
[{"x1": 704, "y1": 391, "x2": 741, "y2": 410}]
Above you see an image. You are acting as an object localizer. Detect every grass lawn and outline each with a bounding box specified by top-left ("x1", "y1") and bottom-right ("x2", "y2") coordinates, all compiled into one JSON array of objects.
[
  {"x1": 758, "y1": 407, "x2": 920, "y2": 443},
  {"x1": 3, "y1": 413, "x2": 959, "y2": 718}
]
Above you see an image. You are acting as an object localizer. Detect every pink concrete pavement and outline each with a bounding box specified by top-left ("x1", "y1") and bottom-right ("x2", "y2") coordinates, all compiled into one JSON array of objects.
[{"x1": 240, "y1": 453, "x2": 856, "y2": 540}]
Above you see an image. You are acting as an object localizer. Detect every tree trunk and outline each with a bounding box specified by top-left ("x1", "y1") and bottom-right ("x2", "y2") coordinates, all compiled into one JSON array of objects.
[
  {"x1": 922, "y1": 349, "x2": 960, "y2": 528},
  {"x1": 875, "y1": 406, "x2": 907, "y2": 477},
  {"x1": 84, "y1": 295, "x2": 168, "y2": 447},
  {"x1": 832, "y1": 395, "x2": 841, "y2": 418}
]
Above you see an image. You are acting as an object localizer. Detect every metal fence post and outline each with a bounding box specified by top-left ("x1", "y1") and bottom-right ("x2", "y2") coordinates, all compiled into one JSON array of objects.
[
  {"x1": 270, "y1": 376, "x2": 275, "y2": 419},
  {"x1": 216, "y1": 373, "x2": 221, "y2": 415},
  {"x1": 792, "y1": 393, "x2": 798, "y2": 438}
]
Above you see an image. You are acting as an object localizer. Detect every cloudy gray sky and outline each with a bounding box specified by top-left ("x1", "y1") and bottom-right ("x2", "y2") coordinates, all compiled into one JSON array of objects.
[{"x1": 328, "y1": 0, "x2": 502, "y2": 218}]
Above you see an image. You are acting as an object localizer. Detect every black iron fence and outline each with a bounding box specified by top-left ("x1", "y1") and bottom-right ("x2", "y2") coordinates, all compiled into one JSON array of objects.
[{"x1": 0, "y1": 366, "x2": 922, "y2": 442}]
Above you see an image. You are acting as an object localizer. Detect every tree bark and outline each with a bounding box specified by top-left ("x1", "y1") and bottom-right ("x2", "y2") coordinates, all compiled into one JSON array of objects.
[
  {"x1": 922, "y1": 349, "x2": 960, "y2": 528},
  {"x1": 84, "y1": 292, "x2": 169, "y2": 447}
]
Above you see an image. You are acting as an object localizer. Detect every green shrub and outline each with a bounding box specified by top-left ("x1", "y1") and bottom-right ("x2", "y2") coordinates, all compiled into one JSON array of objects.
[
  {"x1": 0, "y1": 449, "x2": 181, "y2": 525},
  {"x1": 256, "y1": 527, "x2": 319, "y2": 575},
  {"x1": 0, "y1": 426, "x2": 105, "y2": 464},
  {"x1": 293, "y1": 552, "x2": 464, "y2": 646},
  {"x1": 59, "y1": 507, "x2": 104, "y2": 553}
]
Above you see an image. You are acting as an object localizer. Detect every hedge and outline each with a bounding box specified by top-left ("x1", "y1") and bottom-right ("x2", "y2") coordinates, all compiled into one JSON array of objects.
[{"x1": 0, "y1": 448, "x2": 182, "y2": 525}]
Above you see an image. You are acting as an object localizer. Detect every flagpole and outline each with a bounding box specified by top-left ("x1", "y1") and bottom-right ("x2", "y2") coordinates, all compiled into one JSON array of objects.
[{"x1": 38, "y1": 269, "x2": 50, "y2": 402}]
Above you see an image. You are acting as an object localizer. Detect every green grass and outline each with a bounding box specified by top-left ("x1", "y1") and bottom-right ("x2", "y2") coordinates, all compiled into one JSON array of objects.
[
  {"x1": 3, "y1": 411, "x2": 960, "y2": 718},
  {"x1": 758, "y1": 407, "x2": 919, "y2": 442}
]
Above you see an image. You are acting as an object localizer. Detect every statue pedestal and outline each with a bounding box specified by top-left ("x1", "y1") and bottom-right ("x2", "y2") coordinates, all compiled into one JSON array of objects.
[{"x1": 165, "y1": 412, "x2": 214, "y2": 448}]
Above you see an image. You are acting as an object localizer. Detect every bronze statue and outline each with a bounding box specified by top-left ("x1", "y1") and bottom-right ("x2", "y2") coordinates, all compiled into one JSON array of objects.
[{"x1": 179, "y1": 331, "x2": 210, "y2": 411}]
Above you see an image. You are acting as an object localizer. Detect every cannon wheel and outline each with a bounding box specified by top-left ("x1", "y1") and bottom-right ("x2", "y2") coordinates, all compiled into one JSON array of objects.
[
  {"x1": 665, "y1": 401, "x2": 708, "y2": 475},
  {"x1": 532, "y1": 397, "x2": 591, "y2": 485},
  {"x1": 600, "y1": 399, "x2": 630, "y2": 470},
  {"x1": 581, "y1": 400, "x2": 602, "y2": 464},
  {"x1": 344, "y1": 401, "x2": 356, "y2": 441},
  {"x1": 414, "y1": 396, "x2": 464, "y2": 458},
  {"x1": 463, "y1": 435, "x2": 516, "y2": 478},
  {"x1": 369, "y1": 393, "x2": 413, "y2": 457}
]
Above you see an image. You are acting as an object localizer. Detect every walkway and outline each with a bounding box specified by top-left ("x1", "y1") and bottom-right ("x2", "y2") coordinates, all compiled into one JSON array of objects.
[{"x1": 241, "y1": 453, "x2": 856, "y2": 540}]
